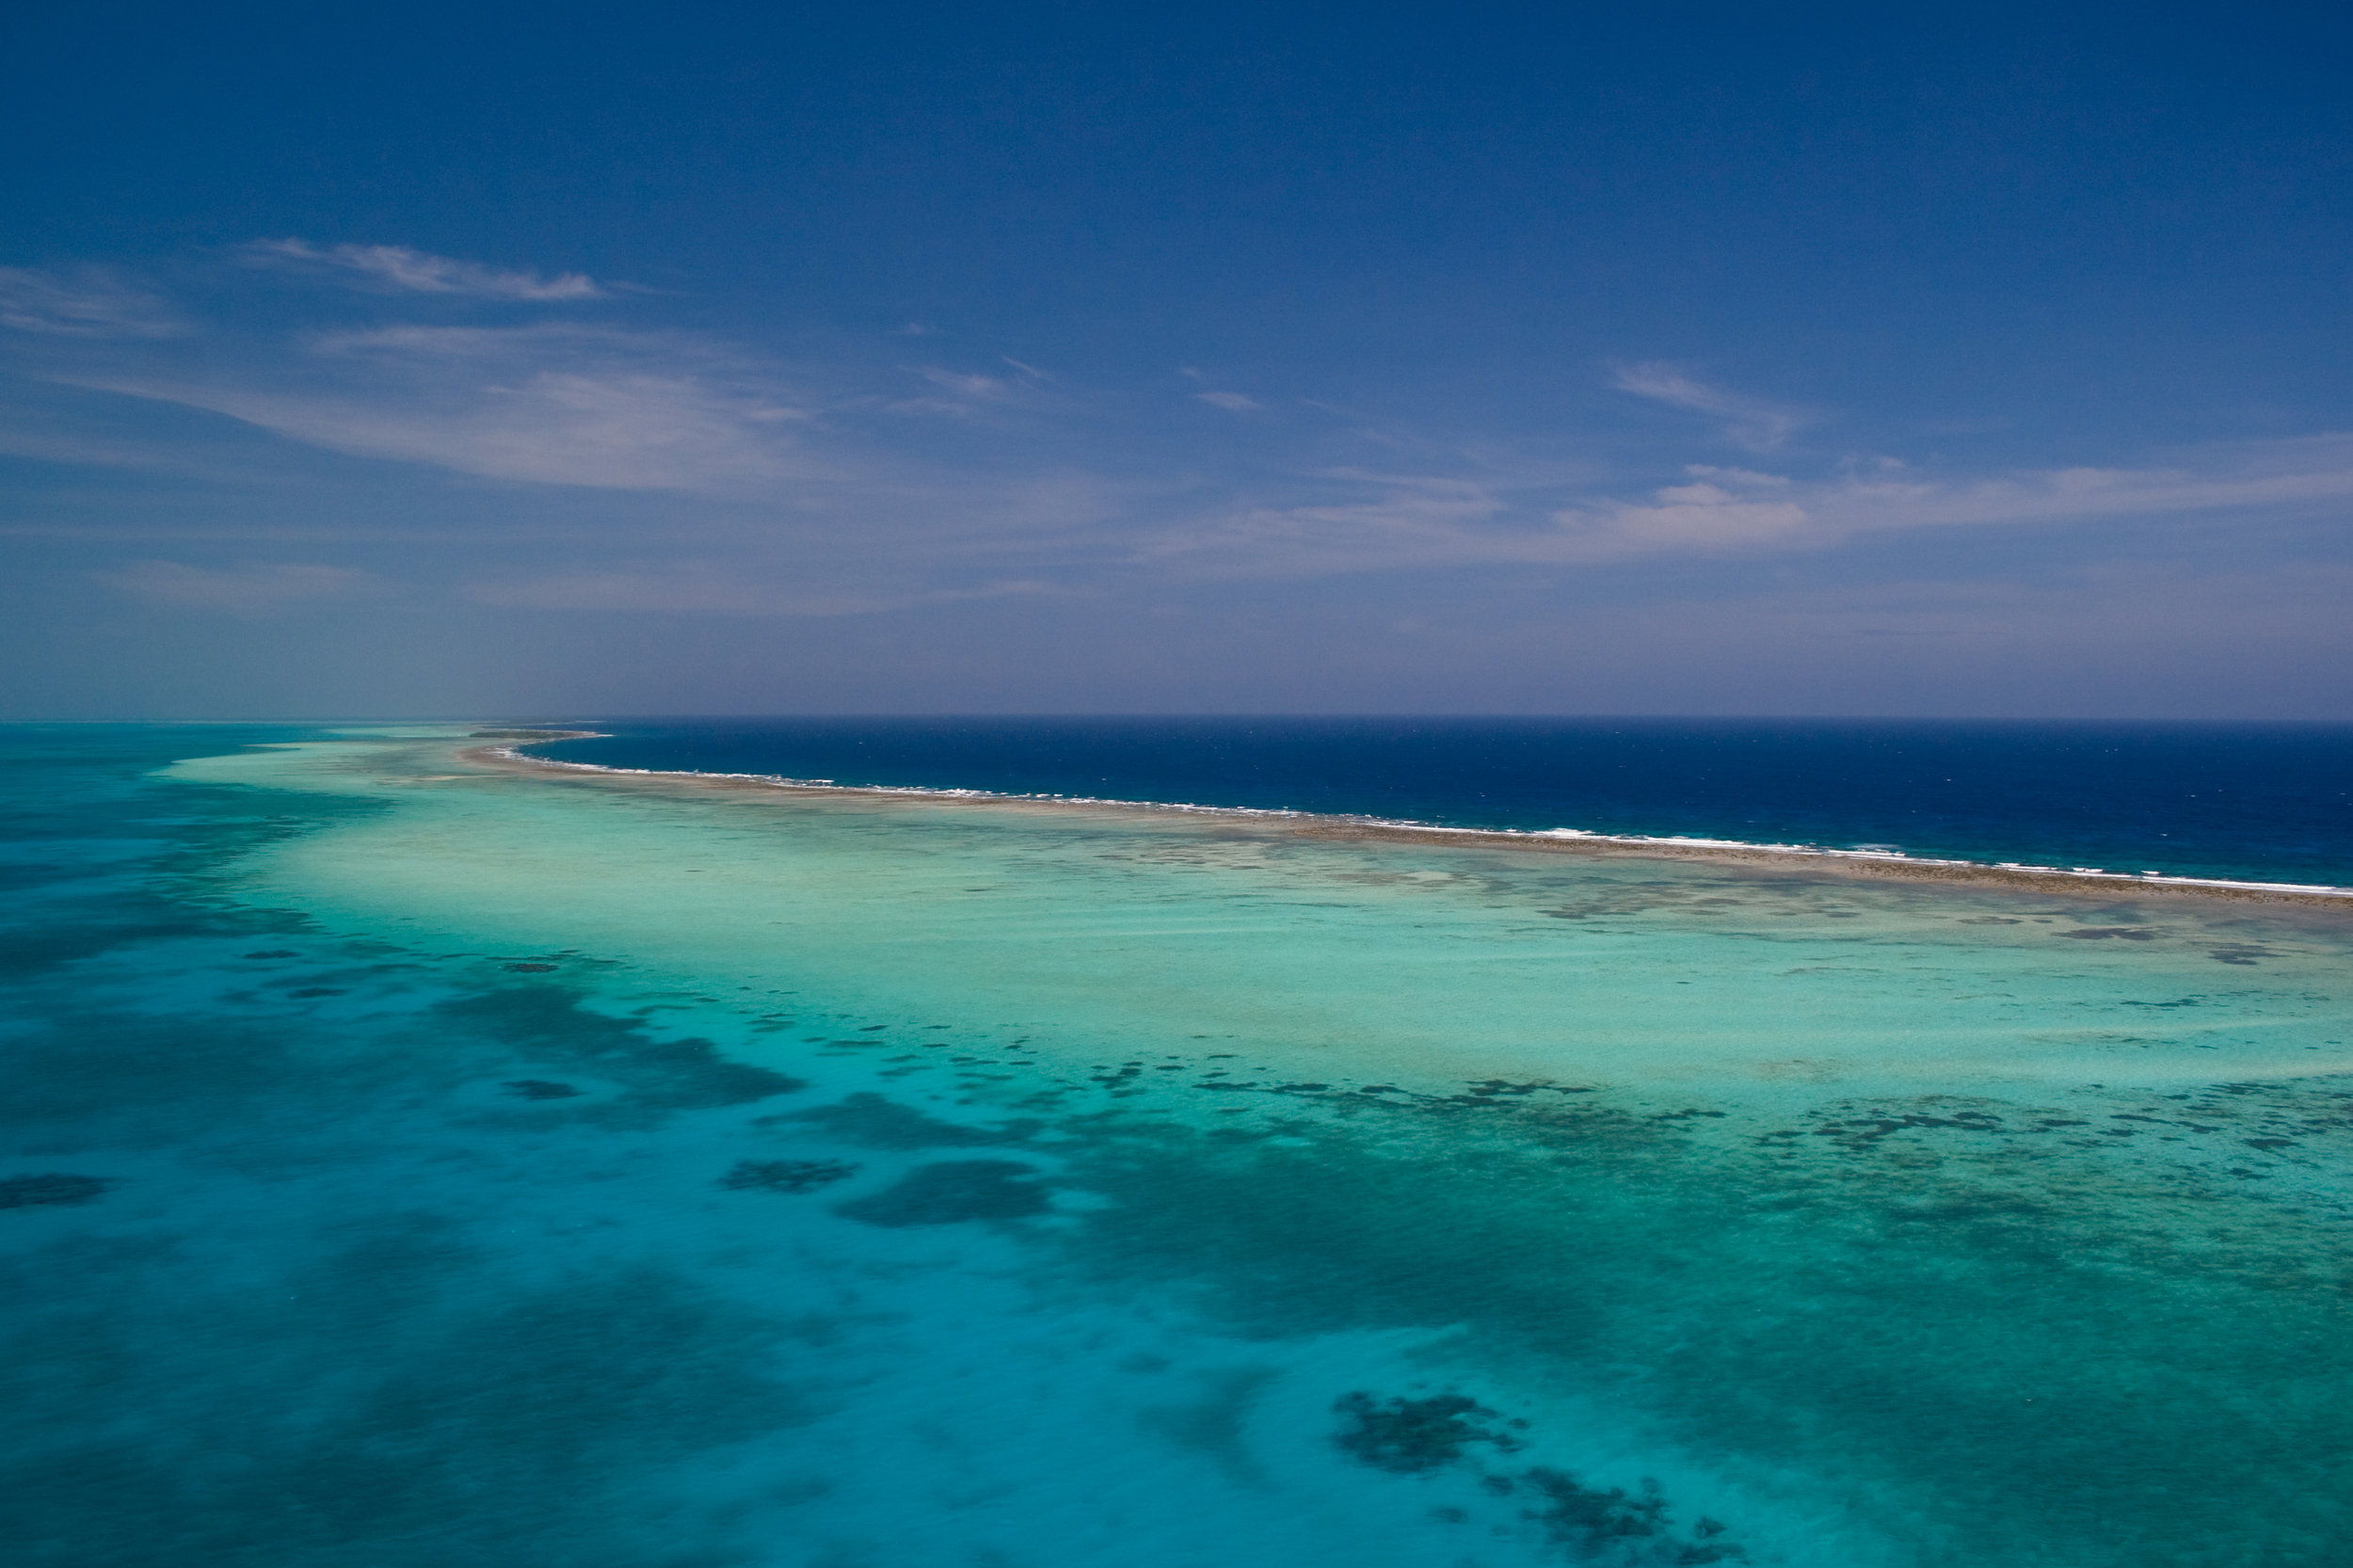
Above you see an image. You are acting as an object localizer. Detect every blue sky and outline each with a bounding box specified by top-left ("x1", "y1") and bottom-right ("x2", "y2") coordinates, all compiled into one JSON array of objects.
[{"x1": 3, "y1": 3, "x2": 2350, "y2": 716}]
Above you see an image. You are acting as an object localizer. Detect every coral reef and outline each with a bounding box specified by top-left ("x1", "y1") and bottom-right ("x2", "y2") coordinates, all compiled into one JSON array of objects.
[
  {"x1": 776, "y1": 1092, "x2": 1032, "y2": 1149},
  {"x1": 834, "y1": 1160, "x2": 1049, "y2": 1226},
  {"x1": 719, "y1": 1159, "x2": 859, "y2": 1193},
  {"x1": 1, "y1": 1174, "x2": 111, "y2": 1208},
  {"x1": 501, "y1": 1080, "x2": 582, "y2": 1100},
  {"x1": 1333, "y1": 1391, "x2": 1747, "y2": 1562},
  {"x1": 1331, "y1": 1392, "x2": 1523, "y2": 1473}
]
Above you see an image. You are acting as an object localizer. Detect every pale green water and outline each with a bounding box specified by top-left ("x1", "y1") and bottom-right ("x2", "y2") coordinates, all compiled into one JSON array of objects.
[{"x1": 8, "y1": 728, "x2": 2352, "y2": 1566}]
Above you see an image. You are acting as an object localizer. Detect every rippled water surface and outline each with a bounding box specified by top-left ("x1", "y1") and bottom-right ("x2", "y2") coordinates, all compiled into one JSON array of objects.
[{"x1": 5, "y1": 725, "x2": 2351, "y2": 1566}]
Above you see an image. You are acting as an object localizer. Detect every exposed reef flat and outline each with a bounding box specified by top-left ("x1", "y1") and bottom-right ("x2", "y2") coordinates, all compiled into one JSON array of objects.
[{"x1": 460, "y1": 736, "x2": 2353, "y2": 914}]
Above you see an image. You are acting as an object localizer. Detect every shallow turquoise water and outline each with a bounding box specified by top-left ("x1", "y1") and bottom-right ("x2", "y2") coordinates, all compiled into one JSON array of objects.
[{"x1": 5, "y1": 727, "x2": 2351, "y2": 1566}]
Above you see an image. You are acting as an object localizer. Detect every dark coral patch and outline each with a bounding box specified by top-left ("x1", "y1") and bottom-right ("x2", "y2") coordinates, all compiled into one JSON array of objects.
[
  {"x1": 1331, "y1": 1392, "x2": 1522, "y2": 1473},
  {"x1": 834, "y1": 1160, "x2": 1049, "y2": 1226},
  {"x1": 1, "y1": 1174, "x2": 112, "y2": 1208},
  {"x1": 436, "y1": 987, "x2": 804, "y2": 1109},
  {"x1": 1521, "y1": 1467, "x2": 1670, "y2": 1550},
  {"x1": 1328, "y1": 1392, "x2": 1750, "y2": 1560},
  {"x1": 1518, "y1": 1468, "x2": 1746, "y2": 1562},
  {"x1": 776, "y1": 1091, "x2": 1030, "y2": 1148},
  {"x1": 501, "y1": 1080, "x2": 582, "y2": 1101},
  {"x1": 720, "y1": 1159, "x2": 859, "y2": 1193}
]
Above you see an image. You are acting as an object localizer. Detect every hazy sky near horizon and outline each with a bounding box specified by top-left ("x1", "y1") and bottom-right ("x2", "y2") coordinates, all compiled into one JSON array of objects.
[{"x1": 4, "y1": 4, "x2": 2351, "y2": 717}]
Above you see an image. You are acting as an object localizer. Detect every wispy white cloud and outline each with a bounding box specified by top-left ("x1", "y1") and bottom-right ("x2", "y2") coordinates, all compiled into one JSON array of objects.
[
  {"x1": 1560, "y1": 440, "x2": 2353, "y2": 560},
  {"x1": 101, "y1": 559, "x2": 375, "y2": 613},
  {"x1": 1140, "y1": 472, "x2": 1516, "y2": 578},
  {"x1": 1557, "y1": 477, "x2": 1813, "y2": 554},
  {"x1": 243, "y1": 240, "x2": 604, "y2": 301},
  {"x1": 84, "y1": 325, "x2": 827, "y2": 491},
  {"x1": 1142, "y1": 438, "x2": 2353, "y2": 579},
  {"x1": 1682, "y1": 464, "x2": 1792, "y2": 487},
  {"x1": 917, "y1": 366, "x2": 1007, "y2": 398},
  {"x1": 0, "y1": 267, "x2": 183, "y2": 338},
  {"x1": 19, "y1": 239, "x2": 2353, "y2": 624},
  {"x1": 1609, "y1": 362, "x2": 1812, "y2": 451},
  {"x1": 463, "y1": 564, "x2": 1049, "y2": 616},
  {"x1": 883, "y1": 363, "x2": 1036, "y2": 418}
]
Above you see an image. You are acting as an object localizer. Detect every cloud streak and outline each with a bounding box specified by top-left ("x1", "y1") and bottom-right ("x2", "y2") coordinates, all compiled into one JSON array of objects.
[
  {"x1": 1609, "y1": 362, "x2": 1811, "y2": 451},
  {"x1": 85, "y1": 325, "x2": 829, "y2": 492},
  {"x1": 1566, "y1": 446, "x2": 2353, "y2": 558},
  {"x1": 463, "y1": 565, "x2": 1049, "y2": 616},
  {"x1": 101, "y1": 559, "x2": 375, "y2": 613},
  {"x1": 0, "y1": 267, "x2": 184, "y2": 338},
  {"x1": 16, "y1": 239, "x2": 2353, "y2": 624},
  {"x1": 1144, "y1": 440, "x2": 2353, "y2": 579},
  {"x1": 244, "y1": 240, "x2": 604, "y2": 301}
]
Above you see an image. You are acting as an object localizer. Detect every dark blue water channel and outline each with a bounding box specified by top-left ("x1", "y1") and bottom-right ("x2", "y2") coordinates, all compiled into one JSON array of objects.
[{"x1": 529, "y1": 718, "x2": 2353, "y2": 888}]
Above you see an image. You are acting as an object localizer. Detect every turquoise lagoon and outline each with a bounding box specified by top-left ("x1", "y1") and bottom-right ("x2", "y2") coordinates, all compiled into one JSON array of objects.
[{"x1": 5, "y1": 726, "x2": 2352, "y2": 1566}]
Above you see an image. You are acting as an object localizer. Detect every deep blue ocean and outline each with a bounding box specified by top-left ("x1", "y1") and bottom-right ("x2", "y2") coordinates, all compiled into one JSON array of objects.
[{"x1": 534, "y1": 718, "x2": 2353, "y2": 888}]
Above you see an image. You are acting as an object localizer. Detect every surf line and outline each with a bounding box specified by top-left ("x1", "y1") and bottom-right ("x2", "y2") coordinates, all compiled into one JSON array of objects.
[{"x1": 461, "y1": 733, "x2": 2353, "y2": 910}]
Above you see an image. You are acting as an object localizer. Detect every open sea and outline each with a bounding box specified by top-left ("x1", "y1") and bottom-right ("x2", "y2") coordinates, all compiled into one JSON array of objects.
[
  {"x1": 534, "y1": 718, "x2": 2353, "y2": 888},
  {"x1": 5, "y1": 719, "x2": 2352, "y2": 1567}
]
